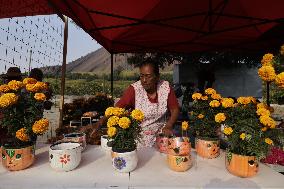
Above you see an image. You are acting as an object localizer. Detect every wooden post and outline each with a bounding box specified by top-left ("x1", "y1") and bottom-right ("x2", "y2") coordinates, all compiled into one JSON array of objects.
[
  {"x1": 111, "y1": 53, "x2": 114, "y2": 98},
  {"x1": 28, "y1": 49, "x2": 32, "y2": 75},
  {"x1": 59, "y1": 16, "x2": 68, "y2": 129}
]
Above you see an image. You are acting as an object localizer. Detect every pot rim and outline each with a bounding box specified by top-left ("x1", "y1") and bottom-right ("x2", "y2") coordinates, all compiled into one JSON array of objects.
[
  {"x1": 196, "y1": 136, "x2": 219, "y2": 141},
  {"x1": 63, "y1": 132, "x2": 86, "y2": 138},
  {"x1": 50, "y1": 141, "x2": 81, "y2": 151}
]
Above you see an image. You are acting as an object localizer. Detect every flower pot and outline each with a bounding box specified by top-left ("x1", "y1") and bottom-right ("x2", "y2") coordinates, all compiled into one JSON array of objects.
[
  {"x1": 156, "y1": 134, "x2": 169, "y2": 154},
  {"x1": 167, "y1": 154, "x2": 192, "y2": 172},
  {"x1": 101, "y1": 135, "x2": 112, "y2": 151},
  {"x1": 225, "y1": 152, "x2": 259, "y2": 177},
  {"x1": 111, "y1": 150, "x2": 138, "y2": 173},
  {"x1": 2, "y1": 144, "x2": 35, "y2": 171},
  {"x1": 62, "y1": 132, "x2": 86, "y2": 151},
  {"x1": 168, "y1": 137, "x2": 191, "y2": 156},
  {"x1": 195, "y1": 137, "x2": 220, "y2": 158},
  {"x1": 49, "y1": 142, "x2": 82, "y2": 171}
]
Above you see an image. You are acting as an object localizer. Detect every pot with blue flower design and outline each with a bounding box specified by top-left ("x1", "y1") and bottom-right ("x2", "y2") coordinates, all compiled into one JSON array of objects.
[
  {"x1": 1, "y1": 143, "x2": 35, "y2": 171},
  {"x1": 111, "y1": 149, "x2": 138, "y2": 173}
]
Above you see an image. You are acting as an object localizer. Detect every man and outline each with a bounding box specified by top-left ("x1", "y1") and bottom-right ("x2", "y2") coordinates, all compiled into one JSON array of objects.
[{"x1": 82, "y1": 61, "x2": 179, "y2": 147}]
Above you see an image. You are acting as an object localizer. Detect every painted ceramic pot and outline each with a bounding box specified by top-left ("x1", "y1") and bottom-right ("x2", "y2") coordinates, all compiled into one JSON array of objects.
[
  {"x1": 156, "y1": 134, "x2": 169, "y2": 154},
  {"x1": 195, "y1": 138, "x2": 220, "y2": 158},
  {"x1": 2, "y1": 144, "x2": 35, "y2": 171},
  {"x1": 168, "y1": 137, "x2": 191, "y2": 156},
  {"x1": 62, "y1": 133, "x2": 86, "y2": 151},
  {"x1": 111, "y1": 150, "x2": 138, "y2": 173},
  {"x1": 101, "y1": 135, "x2": 112, "y2": 151},
  {"x1": 226, "y1": 152, "x2": 259, "y2": 177},
  {"x1": 49, "y1": 142, "x2": 82, "y2": 172},
  {"x1": 167, "y1": 154, "x2": 192, "y2": 172}
]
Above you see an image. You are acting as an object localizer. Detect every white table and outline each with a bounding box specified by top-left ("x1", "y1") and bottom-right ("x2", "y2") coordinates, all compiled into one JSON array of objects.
[{"x1": 0, "y1": 145, "x2": 284, "y2": 189}]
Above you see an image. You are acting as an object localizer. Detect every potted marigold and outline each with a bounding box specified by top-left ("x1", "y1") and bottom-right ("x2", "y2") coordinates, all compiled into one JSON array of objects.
[
  {"x1": 0, "y1": 78, "x2": 50, "y2": 171},
  {"x1": 105, "y1": 107, "x2": 143, "y2": 173},
  {"x1": 191, "y1": 88, "x2": 226, "y2": 158},
  {"x1": 222, "y1": 99, "x2": 278, "y2": 177}
]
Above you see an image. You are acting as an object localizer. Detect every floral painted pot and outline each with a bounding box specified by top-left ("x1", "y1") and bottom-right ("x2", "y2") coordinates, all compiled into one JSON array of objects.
[
  {"x1": 49, "y1": 142, "x2": 82, "y2": 172},
  {"x1": 168, "y1": 137, "x2": 191, "y2": 156},
  {"x1": 62, "y1": 133, "x2": 86, "y2": 151},
  {"x1": 167, "y1": 154, "x2": 192, "y2": 172},
  {"x1": 156, "y1": 134, "x2": 169, "y2": 153},
  {"x1": 226, "y1": 152, "x2": 259, "y2": 177},
  {"x1": 195, "y1": 138, "x2": 220, "y2": 158},
  {"x1": 111, "y1": 150, "x2": 138, "y2": 173},
  {"x1": 2, "y1": 144, "x2": 35, "y2": 171},
  {"x1": 101, "y1": 135, "x2": 112, "y2": 151}
]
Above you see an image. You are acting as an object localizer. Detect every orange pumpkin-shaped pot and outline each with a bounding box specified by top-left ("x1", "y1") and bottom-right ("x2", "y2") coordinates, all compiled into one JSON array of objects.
[
  {"x1": 195, "y1": 138, "x2": 220, "y2": 158},
  {"x1": 226, "y1": 152, "x2": 259, "y2": 177},
  {"x1": 2, "y1": 145, "x2": 35, "y2": 171},
  {"x1": 168, "y1": 137, "x2": 191, "y2": 156},
  {"x1": 156, "y1": 134, "x2": 169, "y2": 154},
  {"x1": 167, "y1": 154, "x2": 192, "y2": 172}
]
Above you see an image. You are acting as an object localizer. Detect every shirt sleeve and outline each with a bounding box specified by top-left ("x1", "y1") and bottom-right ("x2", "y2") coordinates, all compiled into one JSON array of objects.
[
  {"x1": 115, "y1": 85, "x2": 135, "y2": 109},
  {"x1": 167, "y1": 86, "x2": 179, "y2": 110}
]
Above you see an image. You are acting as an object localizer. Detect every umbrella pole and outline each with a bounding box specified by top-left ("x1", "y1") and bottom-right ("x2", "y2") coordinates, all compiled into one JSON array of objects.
[
  {"x1": 266, "y1": 82, "x2": 270, "y2": 107},
  {"x1": 59, "y1": 16, "x2": 68, "y2": 129},
  {"x1": 111, "y1": 53, "x2": 114, "y2": 100}
]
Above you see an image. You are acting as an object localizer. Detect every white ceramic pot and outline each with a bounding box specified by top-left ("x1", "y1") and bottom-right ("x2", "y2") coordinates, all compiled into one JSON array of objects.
[
  {"x1": 101, "y1": 135, "x2": 112, "y2": 151},
  {"x1": 62, "y1": 133, "x2": 86, "y2": 151},
  {"x1": 49, "y1": 142, "x2": 82, "y2": 172},
  {"x1": 111, "y1": 150, "x2": 138, "y2": 173}
]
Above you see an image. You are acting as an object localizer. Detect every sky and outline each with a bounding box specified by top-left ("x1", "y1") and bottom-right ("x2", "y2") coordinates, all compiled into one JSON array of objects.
[{"x1": 0, "y1": 15, "x2": 101, "y2": 74}]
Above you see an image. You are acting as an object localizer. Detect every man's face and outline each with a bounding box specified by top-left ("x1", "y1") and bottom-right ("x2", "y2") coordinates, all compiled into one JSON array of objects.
[{"x1": 139, "y1": 64, "x2": 158, "y2": 91}]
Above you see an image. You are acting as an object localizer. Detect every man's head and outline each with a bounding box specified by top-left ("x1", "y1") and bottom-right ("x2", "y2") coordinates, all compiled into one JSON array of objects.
[
  {"x1": 29, "y1": 68, "x2": 43, "y2": 81},
  {"x1": 139, "y1": 60, "x2": 160, "y2": 92},
  {"x1": 2, "y1": 67, "x2": 22, "y2": 83}
]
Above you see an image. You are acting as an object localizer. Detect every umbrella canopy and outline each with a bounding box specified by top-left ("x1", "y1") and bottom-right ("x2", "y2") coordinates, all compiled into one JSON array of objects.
[{"x1": 1, "y1": 0, "x2": 284, "y2": 53}]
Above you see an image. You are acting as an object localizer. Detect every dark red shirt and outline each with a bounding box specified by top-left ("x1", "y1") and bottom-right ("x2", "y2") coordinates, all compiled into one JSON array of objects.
[{"x1": 115, "y1": 85, "x2": 179, "y2": 110}]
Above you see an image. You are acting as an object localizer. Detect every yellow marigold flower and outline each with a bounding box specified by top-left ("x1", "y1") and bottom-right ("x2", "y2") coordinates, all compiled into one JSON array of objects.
[
  {"x1": 237, "y1": 97, "x2": 251, "y2": 105},
  {"x1": 107, "y1": 126, "x2": 117, "y2": 137},
  {"x1": 221, "y1": 98, "x2": 234, "y2": 108},
  {"x1": 201, "y1": 96, "x2": 208, "y2": 100},
  {"x1": 261, "y1": 53, "x2": 274, "y2": 66},
  {"x1": 0, "y1": 84, "x2": 10, "y2": 93},
  {"x1": 33, "y1": 82, "x2": 48, "y2": 92},
  {"x1": 34, "y1": 93, "x2": 46, "y2": 101},
  {"x1": 209, "y1": 100, "x2": 220, "y2": 108},
  {"x1": 8, "y1": 80, "x2": 23, "y2": 91},
  {"x1": 256, "y1": 108, "x2": 270, "y2": 117},
  {"x1": 223, "y1": 127, "x2": 233, "y2": 135},
  {"x1": 16, "y1": 128, "x2": 29, "y2": 141},
  {"x1": 198, "y1": 114, "x2": 204, "y2": 119},
  {"x1": 112, "y1": 107, "x2": 125, "y2": 117},
  {"x1": 205, "y1": 88, "x2": 216, "y2": 95},
  {"x1": 131, "y1": 109, "x2": 144, "y2": 122},
  {"x1": 259, "y1": 115, "x2": 276, "y2": 129},
  {"x1": 275, "y1": 72, "x2": 284, "y2": 88},
  {"x1": 211, "y1": 93, "x2": 221, "y2": 100},
  {"x1": 261, "y1": 127, "x2": 267, "y2": 132},
  {"x1": 181, "y1": 121, "x2": 189, "y2": 131},
  {"x1": 248, "y1": 97, "x2": 257, "y2": 104},
  {"x1": 258, "y1": 66, "x2": 276, "y2": 82},
  {"x1": 107, "y1": 116, "x2": 120, "y2": 127},
  {"x1": 32, "y1": 118, "x2": 49, "y2": 135},
  {"x1": 257, "y1": 103, "x2": 268, "y2": 110},
  {"x1": 215, "y1": 113, "x2": 226, "y2": 123},
  {"x1": 118, "y1": 117, "x2": 131, "y2": 129},
  {"x1": 105, "y1": 107, "x2": 114, "y2": 117},
  {"x1": 192, "y1": 93, "x2": 202, "y2": 100},
  {"x1": 240, "y1": 133, "x2": 246, "y2": 140},
  {"x1": 23, "y1": 78, "x2": 37, "y2": 85},
  {"x1": 280, "y1": 44, "x2": 284, "y2": 55},
  {"x1": 0, "y1": 93, "x2": 18, "y2": 108},
  {"x1": 26, "y1": 84, "x2": 36, "y2": 92},
  {"x1": 265, "y1": 138, "x2": 273, "y2": 145}
]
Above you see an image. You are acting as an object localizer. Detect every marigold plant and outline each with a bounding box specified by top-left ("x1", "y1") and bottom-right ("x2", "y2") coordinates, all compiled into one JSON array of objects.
[
  {"x1": 0, "y1": 78, "x2": 51, "y2": 146},
  {"x1": 105, "y1": 107, "x2": 144, "y2": 152}
]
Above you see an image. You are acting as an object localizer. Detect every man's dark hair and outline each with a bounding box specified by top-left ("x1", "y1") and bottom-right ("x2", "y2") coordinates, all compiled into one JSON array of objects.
[
  {"x1": 139, "y1": 58, "x2": 160, "y2": 76},
  {"x1": 29, "y1": 68, "x2": 43, "y2": 81}
]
